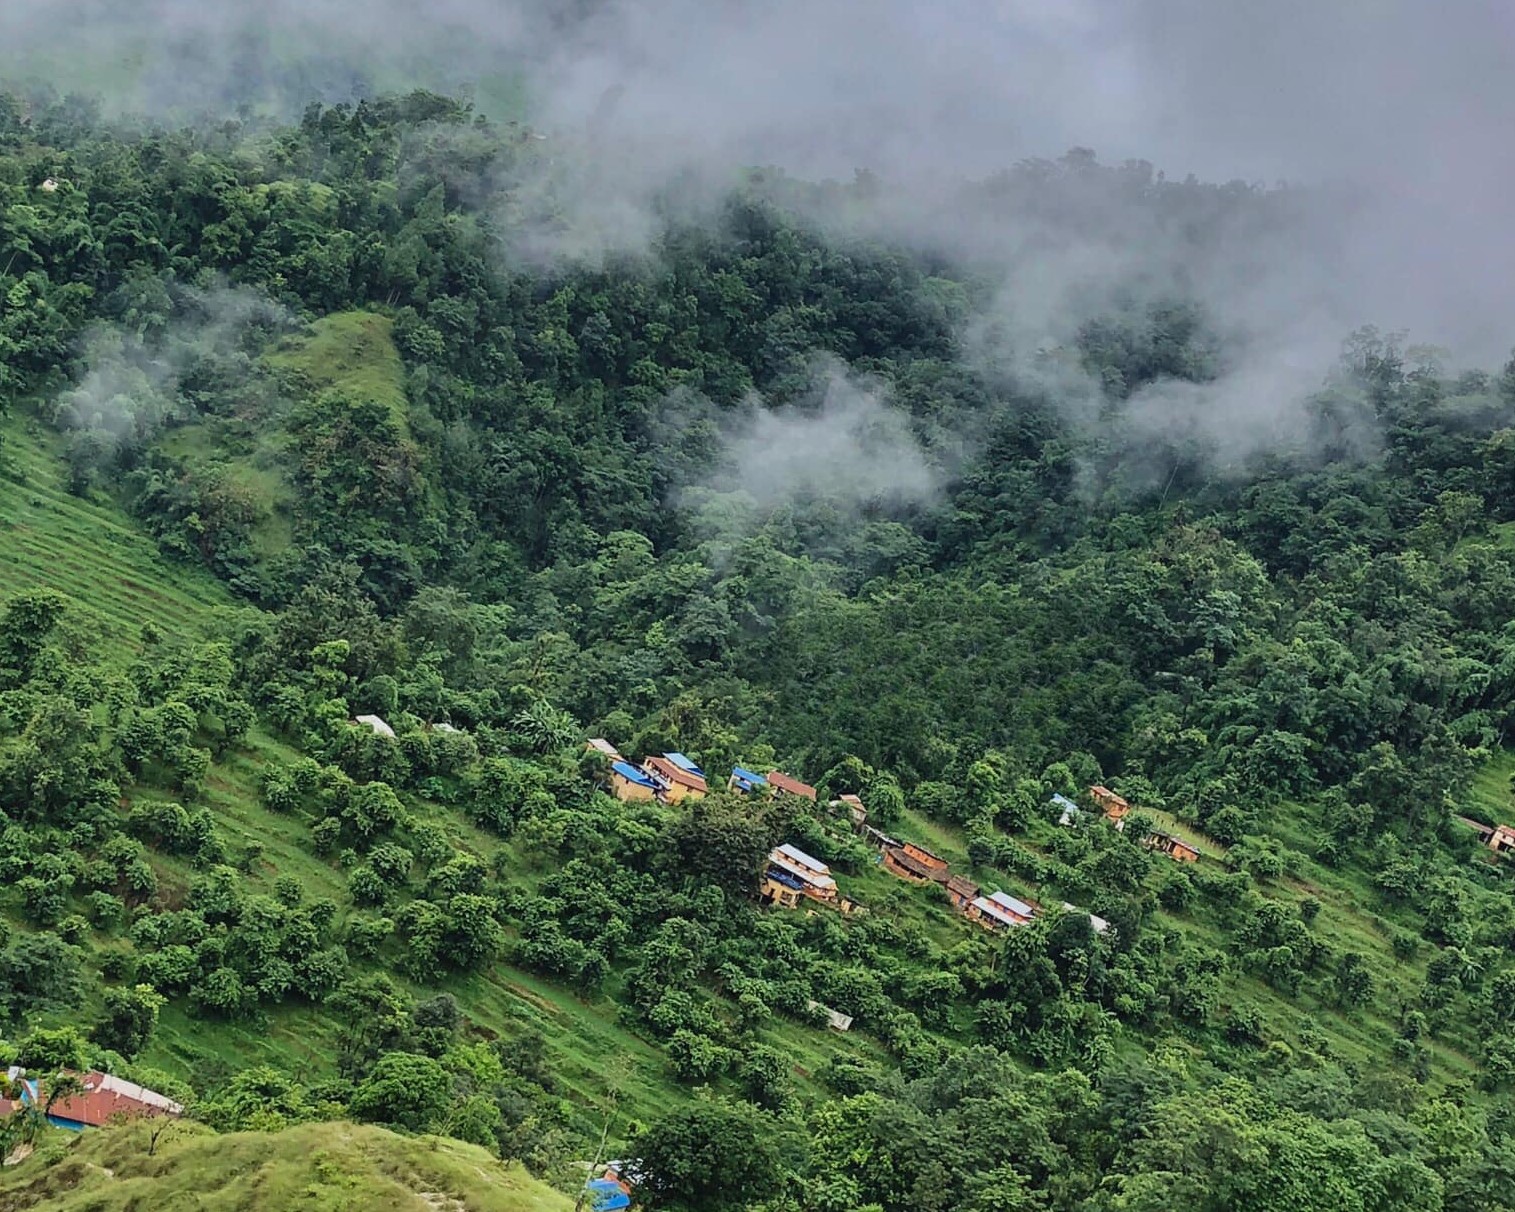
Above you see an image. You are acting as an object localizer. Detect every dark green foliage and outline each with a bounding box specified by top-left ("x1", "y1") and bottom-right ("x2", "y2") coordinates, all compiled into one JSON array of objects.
[
  {"x1": 631, "y1": 1099, "x2": 782, "y2": 1212},
  {"x1": 347, "y1": 1051, "x2": 450, "y2": 1133},
  {"x1": 5, "y1": 88, "x2": 1515, "y2": 1212},
  {"x1": 0, "y1": 933, "x2": 82, "y2": 1026},
  {"x1": 89, "y1": 983, "x2": 164, "y2": 1059}
]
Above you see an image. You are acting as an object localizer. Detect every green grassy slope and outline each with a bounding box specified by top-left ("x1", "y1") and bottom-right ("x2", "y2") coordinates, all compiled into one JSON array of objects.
[
  {"x1": 0, "y1": 419, "x2": 234, "y2": 646},
  {"x1": 0, "y1": 1119, "x2": 571, "y2": 1212},
  {"x1": 265, "y1": 311, "x2": 409, "y2": 418},
  {"x1": 156, "y1": 309, "x2": 411, "y2": 564},
  {"x1": 0, "y1": 392, "x2": 1498, "y2": 1133}
]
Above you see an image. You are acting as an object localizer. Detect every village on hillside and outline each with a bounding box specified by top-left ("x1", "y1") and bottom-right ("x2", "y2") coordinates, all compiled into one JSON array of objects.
[
  {"x1": 574, "y1": 738, "x2": 1230, "y2": 948},
  {"x1": 351, "y1": 711, "x2": 1235, "y2": 939}
]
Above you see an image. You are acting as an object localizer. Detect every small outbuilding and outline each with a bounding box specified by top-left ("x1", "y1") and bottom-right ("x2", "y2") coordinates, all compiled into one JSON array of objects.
[
  {"x1": 729, "y1": 766, "x2": 769, "y2": 795},
  {"x1": 354, "y1": 714, "x2": 396, "y2": 739},
  {"x1": 1091, "y1": 785, "x2": 1130, "y2": 822},
  {"x1": 837, "y1": 793, "x2": 866, "y2": 825},
  {"x1": 883, "y1": 841, "x2": 949, "y2": 883},
  {"x1": 1062, "y1": 902, "x2": 1111, "y2": 934},
  {"x1": 807, "y1": 1000, "x2": 854, "y2": 1031},
  {"x1": 945, "y1": 872, "x2": 980, "y2": 911},
  {"x1": 1051, "y1": 793, "x2": 1081, "y2": 826},
  {"x1": 1145, "y1": 831, "x2": 1200, "y2": 863}
]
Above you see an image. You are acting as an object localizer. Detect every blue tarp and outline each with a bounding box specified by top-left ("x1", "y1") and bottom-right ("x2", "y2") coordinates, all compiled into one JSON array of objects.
[
  {"x1": 587, "y1": 1178, "x2": 632, "y2": 1211},
  {"x1": 767, "y1": 865, "x2": 806, "y2": 890}
]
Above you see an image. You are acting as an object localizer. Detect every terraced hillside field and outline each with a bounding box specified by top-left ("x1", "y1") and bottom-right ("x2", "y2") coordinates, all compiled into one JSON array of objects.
[{"x1": 0, "y1": 419, "x2": 234, "y2": 647}]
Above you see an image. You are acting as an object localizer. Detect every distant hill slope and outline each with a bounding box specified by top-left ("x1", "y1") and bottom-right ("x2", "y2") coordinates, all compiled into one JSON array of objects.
[
  {"x1": 0, "y1": 1119, "x2": 573, "y2": 1212},
  {"x1": 0, "y1": 420, "x2": 234, "y2": 647}
]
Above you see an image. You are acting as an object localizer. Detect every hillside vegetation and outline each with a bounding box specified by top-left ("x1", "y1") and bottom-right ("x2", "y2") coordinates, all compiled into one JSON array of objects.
[
  {"x1": 0, "y1": 1119, "x2": 570, "y2": 1211},
  {"x1": 0, "y1": 420, "x2": 233, "y2": 645},
  {"x1": 5, "y1": 88, "x2": 1515, "y2": 1211}
]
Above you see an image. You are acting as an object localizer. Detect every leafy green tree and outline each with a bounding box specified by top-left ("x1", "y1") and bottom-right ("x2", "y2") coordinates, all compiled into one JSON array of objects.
[
  {"x1": 632, "y1": 1098, "x2": 781, "y2": 1212},
  {"x1": 90, "y1": 984, "x2": 165, "y2": 1059},
  {"x1": 348, "y1": 1051, "x2": 450, "y2": 1132}
]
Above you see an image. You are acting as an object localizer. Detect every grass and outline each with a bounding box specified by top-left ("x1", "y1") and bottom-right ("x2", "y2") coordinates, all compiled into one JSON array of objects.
[
  {"x1": 0, "y1": 398, "x2": 1495, "y2": 1140},
  {"x1": 0, "y1": 1119, "x2": 572, "y2": 1212},
  {"x1": 157, "y1": 420, "x2": 297, "y2": 560},
  {"x1": 1467, "y1": 748, "x2": 1515, "y2": 822},
  {"x1": 130, "y1": 742, "x2": 899, "y2": 1128},
  {"x1": 820, "y1": 796, "x2": 1484, "y2": 1087},
  {"x1": 0, "y1": 418, "x2": 233, "y2": 649},
  {"x1": 265, "y1": 311, "x2": 408, "y2": 420},
  {"x1": 151, "y1": 309, "x2": 409, "y2": 565}
]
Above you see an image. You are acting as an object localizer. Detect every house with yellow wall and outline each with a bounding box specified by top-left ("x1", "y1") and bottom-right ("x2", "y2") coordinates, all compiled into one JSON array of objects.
[{"x1": 610, "y1": 760, "x2": 659, "y2": 802}]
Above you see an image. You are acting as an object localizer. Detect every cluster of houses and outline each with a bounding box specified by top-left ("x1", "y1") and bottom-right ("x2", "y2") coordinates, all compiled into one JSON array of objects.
[
  {"x1": 847, "y1": 806, "x2": 1112, "y2": 936},
  {"x1": 1086, "y1": 785, "x2": 1201, "y2": 863},
  {"x1": 0, "y1": 1067, "x2": 182, "y2": 1132},
  {"x1": 587, "y1": 745, "x2": 1207, "y2": 939},
  {"x1": 589, "y1": 737, "x2": 824, "y2": 811}
]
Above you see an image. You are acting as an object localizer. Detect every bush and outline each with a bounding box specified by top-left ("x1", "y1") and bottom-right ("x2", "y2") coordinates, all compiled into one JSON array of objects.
[{"x1": 348, "y1": 1051, "x2": 450, "y2": 1132}]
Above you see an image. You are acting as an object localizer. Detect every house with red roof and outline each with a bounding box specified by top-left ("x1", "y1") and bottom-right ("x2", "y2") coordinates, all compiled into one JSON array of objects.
[
  {"x1": 1, "y1": 1069, "x2": 182, "y2": 1131},
  {"x1": 642, "y1": 753, "x2": 708, "y2": 802},
  {"x1": 767, "y1": 771, "x2": 817, "y2": 801}
]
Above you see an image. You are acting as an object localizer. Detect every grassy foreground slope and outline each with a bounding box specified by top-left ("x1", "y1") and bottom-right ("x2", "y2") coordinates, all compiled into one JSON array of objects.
[{"x1": 0, "y1": 1119, "x2": 572, "y2": 1212}]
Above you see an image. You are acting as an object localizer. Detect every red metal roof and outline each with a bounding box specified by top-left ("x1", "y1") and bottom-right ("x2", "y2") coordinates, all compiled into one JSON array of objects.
[
  {"x1": 643, "y1": 756, "x2": 708, "y2": 793},
  {"x1": 46, "y1": 1071, "x2": 182, "y2": 1127},
  {"x1": 767, "y1": 771, "x2": 817, "y2": 800}
]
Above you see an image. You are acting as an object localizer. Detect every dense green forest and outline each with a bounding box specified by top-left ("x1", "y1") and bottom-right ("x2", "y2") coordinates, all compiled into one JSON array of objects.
[{"x1": 7, "y1": 87, "x2": 1515, "y2": 1211}]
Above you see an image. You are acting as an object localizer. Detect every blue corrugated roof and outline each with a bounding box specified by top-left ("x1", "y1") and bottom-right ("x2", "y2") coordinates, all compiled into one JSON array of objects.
[
  {"x1": 767, "y1": 866, "x2": 806, "y2": 890},
  {"x1": 731, "y1": 766, "x2": 767, "y2": 788},
  {"x1": 664, "y1": 751, "x2": 704, "y2": 776},
  {"x1": 1051, "y1": 793, "x2": 1079, "y2": 810},
  {"x1": 611, "y1": 760, "x2": 658, "y2": 788}
]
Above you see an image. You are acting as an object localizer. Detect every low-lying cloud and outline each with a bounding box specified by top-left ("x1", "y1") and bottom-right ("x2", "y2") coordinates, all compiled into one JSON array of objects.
[
  {"x1": 714, "y1": 366, "x2": 940, "y2": 514},
  {"x1": 5, "y1": 0, "x2": 1514, "y2": 474},
  {"x1": 53, "y1": 285, "x2": 289, "y2": 459}
]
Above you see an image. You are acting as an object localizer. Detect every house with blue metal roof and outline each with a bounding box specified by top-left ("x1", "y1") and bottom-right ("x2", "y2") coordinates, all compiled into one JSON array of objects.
[
  {"x1": 609, "y1": 760, "x2": 660, "y2": 803},
  {"x1": 642, "y1": 753, "x2": 708, "y2": 801},
  {"x1": 729, "y1": 766, "x2": 769, "y2": 794}
]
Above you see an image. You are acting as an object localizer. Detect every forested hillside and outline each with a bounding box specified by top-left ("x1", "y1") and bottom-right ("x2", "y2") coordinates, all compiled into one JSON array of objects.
[{"x1": 7, "y1": 88, "x2": 1515, "y2": 1211}]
